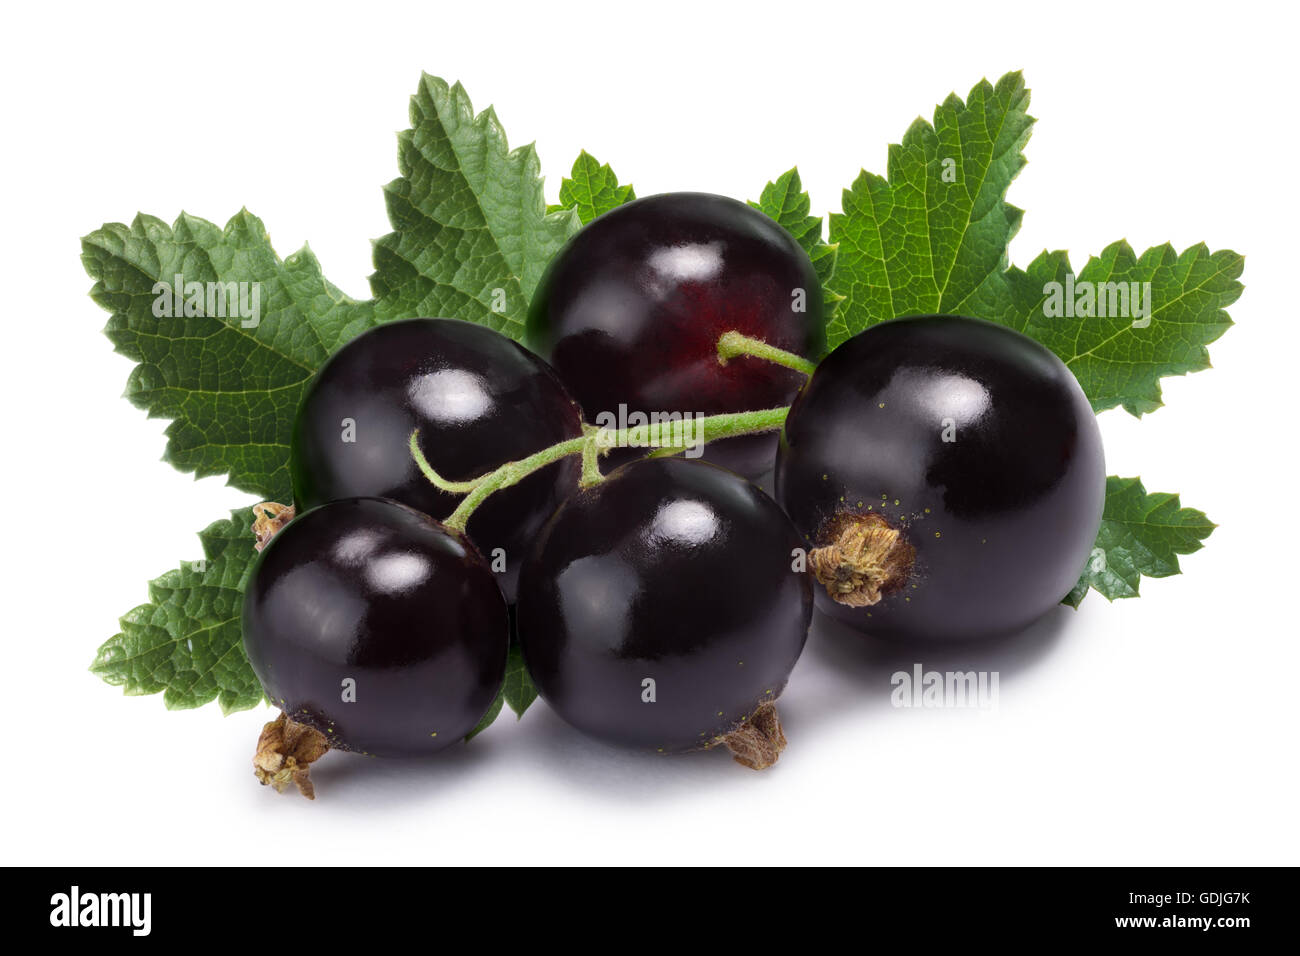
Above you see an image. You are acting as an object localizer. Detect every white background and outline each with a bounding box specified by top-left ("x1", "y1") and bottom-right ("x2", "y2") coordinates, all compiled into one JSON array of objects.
[{"x1": 2, "y1": 1, "x2": 1295, "y2": 866}]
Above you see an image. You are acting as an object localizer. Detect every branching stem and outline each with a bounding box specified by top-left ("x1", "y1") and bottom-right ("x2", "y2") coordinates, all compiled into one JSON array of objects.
[{"x1": 414, "y1": 407, "x2": 791, "y2": 532}]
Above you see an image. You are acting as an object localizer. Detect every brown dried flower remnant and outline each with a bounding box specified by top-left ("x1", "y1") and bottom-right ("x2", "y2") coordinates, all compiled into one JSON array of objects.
[
  {"x1": 808, "y1": 512, "x2": 915, "y2": 607},
  {"x1": 253, "y1": 713, "x2": 330, "y2": 799},
  {"x1": 251, "y1": 501, "x2": 295, "y2": 552}
]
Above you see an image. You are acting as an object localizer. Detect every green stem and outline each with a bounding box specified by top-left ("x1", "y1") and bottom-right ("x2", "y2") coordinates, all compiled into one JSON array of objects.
[
  {"x1": 444, "y1": 435, "x2": 587, "y2": 532},
  {"x1": 580, "y1": 432, "x2": 604, "y2": 487},
  {"x1": 409, "y1": 431, "x2": 485, "y2": 494},
  {"x1": 717, "y1": 331, "x2": 817, "y2": 377},
  {"x1": 429, "y1": 407, "x2": 791, "y2": 532}
]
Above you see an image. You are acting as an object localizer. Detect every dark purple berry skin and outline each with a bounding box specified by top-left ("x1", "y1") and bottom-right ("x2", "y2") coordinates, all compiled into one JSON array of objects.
[
  {"x1": 516, "y1": 458, "x2": 812, "y2": 753},
  {"x1": 776, "y1": 315, "x2": 1106, "y2": 642},
  {"x1": 290, "y1": 318, "x2": 583, "y2": 601},
  {"x1": 525, "y1": 193, "x2": 825, "y2": 478},
  {"x1": 242, "y1": 497, "x2": 508, "y2": 756}
]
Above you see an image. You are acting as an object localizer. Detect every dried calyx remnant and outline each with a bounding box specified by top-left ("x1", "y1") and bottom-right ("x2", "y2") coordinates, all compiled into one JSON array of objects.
[
  {"x1": 722, "y1": 701, "x2": 787, "y2": 770},
  {"x1": 253, "y1": 713, "x2": 330, "y2": 799},
  {"x1": 252, "y1": 501, "x2": 295, "y2": 551},
  {"x1": 808, "y1": 512, "x2": 915, "y2": 607}
]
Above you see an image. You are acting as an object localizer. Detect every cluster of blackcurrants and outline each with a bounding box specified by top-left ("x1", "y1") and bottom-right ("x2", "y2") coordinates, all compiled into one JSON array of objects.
[{"x1": 243, "y1": 194, "x2": 1105, "y2": 797}]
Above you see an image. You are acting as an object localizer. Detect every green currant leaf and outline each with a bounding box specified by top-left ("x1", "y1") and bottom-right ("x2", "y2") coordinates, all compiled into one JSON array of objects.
[
  {"x1": 1002, "y1": 242, "x2": 1243, "y2": 416},
  {"x1": 502, "y1": 642, "x2": 538, "y2": 717},
  {"x1": 1063, "y1": 477, "x2": 1216, "y2": 607},
  {"x1": 823, "y1": 70, "x2": 1243, "y2": 415},
  {"x1": 466, "y1": 643, "x2": 534, "y2": 737},
  {"x1": 371, "y1": 74, "x2": 579, "y2": 339},
  {"x1": 827, "y1": 71, "x2": 1033, "y2": 349},
  {"x1": 548, "y1": 150, "x2": 635, "y2": 224},
  {"x1": 91, "y1": 508, "x2": 264, "y2": 714},
  {"x1": 82, "y1": 211, "x2": 375, "y2": 501},
  {"x1": 751, "y1": 167, "x2": 844, "y2": 332},
  {"x1": 466, "y1": 692, "x2": 505, "y2": 741},
  {"x1": 751, "y1": 167, "x2": 837, "y2": 288}
]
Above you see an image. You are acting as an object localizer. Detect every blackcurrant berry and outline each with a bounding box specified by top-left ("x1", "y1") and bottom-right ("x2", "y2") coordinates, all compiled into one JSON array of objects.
[
  {"x1": 290, "y1": 318, "x2": 583, "y2": 601},
  {"x1": 516, "y1": 457, "x2": 812, "y2": 768},
  {"x1": 243, "y1": 497, "x2": 508, "y2": 768},
  {"x1": 525, "y1": 193, "x2": 825, "y2": 478},
  {"x1": 775, "y1": 315, "x2": 1105, "y2": 642}
]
